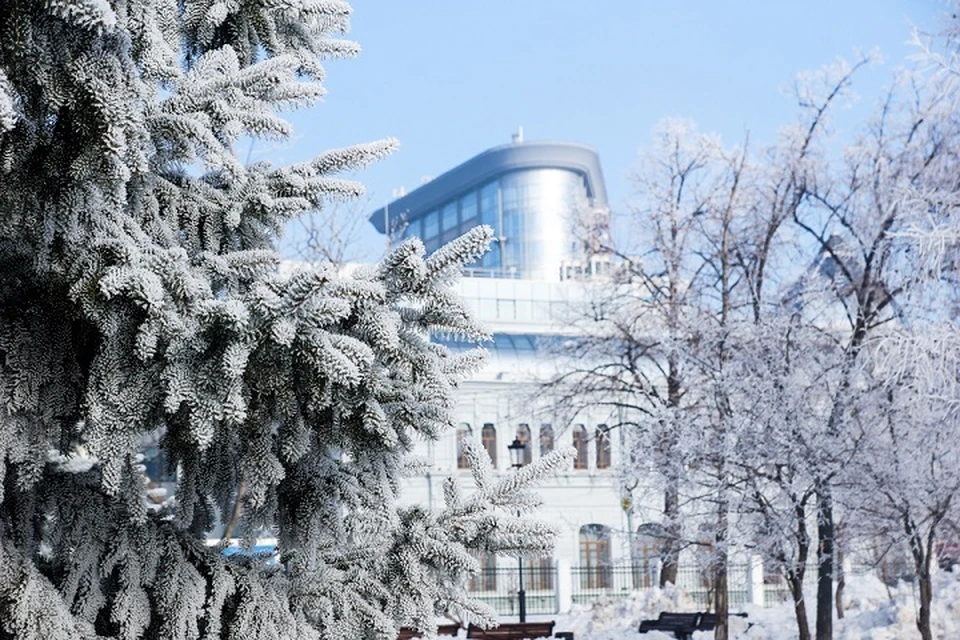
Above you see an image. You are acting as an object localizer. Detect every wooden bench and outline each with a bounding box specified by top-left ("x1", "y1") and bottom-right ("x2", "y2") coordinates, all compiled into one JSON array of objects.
[
  {"x1": 466, "y1": 621, "x2": 556, "y2": 640},
  {"x1": 397, "y1": 624, "x2": 460, "y2": 640},
  {"x1": 638, "y1": 612, "x2": 701, "y2": 640},
  {"x1": 638, "y1": 611, "x2": 748, "y2": 640},
  {"x1": 696, "y1": 612, "x2": 748, "y2": 631}
]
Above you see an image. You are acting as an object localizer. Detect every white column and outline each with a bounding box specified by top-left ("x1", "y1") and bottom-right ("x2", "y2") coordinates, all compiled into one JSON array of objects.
[
  {"x1": 747, "y1": 554, "x2": 765, "y2": 607},
  {"x1": 556, "y1": 558, "x2": 573, "y2": 614}
]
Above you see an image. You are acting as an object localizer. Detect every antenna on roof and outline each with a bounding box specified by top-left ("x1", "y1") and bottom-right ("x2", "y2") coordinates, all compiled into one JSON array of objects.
[{"x1": 512, "y1": 126, "x2": 524, "y2": 144}]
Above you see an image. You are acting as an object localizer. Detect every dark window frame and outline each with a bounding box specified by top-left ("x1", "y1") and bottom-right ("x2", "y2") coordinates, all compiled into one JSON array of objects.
[
  {"x1": 539, "y1": 424, "x2": 554, "y2": 457},
  {"x1": 596, "y1": 425, "x2": 611, "y2": 470},
  {"x1": 481, "y1": 423, "x2": 497, "y2": 467},
  {"x1": 579, "y1": 524, "x2": 612, "y2": 589},
  {"x1": 572, "y1": 425, "x2": 588, "y2": 470}
]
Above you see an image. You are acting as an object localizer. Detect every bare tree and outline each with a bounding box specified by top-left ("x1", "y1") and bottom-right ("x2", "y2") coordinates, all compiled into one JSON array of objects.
[
  {"x1": 788, "y1": 52, "x2": 960, "y2": 638},
  {"x1": 542, "y1": 13, "x2": 960, "y2": 640},
  {"x1": 853, "y1": 330, "x2": 960, "y2": 640},
  {"x1": 545, "y1": 120, "x2": 742, "y2": 592}
]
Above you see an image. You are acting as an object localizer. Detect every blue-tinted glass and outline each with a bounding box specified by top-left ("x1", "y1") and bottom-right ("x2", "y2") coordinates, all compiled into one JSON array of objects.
[
  {"x1": 483, "y1": 240, "x2": 501, "y2": 270},
  {"x1": 424, "y1": 209, "x2": 439, "y2": 239},
  {"x1": 435, "y1": 333, "x2": 558, "y2": 355},
  {"x1": 441, "y1": 227, "x2": 459, "y2": 244},
  {"x1": 404, "y1": 215, "x2": 423, "y2": 240},
  {"x1": 479, "y1": 181, "x2": 498, "y2": 229},
  {"x1": 502, "y1": 211, "x2": 523, "y2": 271},
  {"x1": 440, "y1": 201, "x2": 459, "y2": 244},
  {"x1": 501, "y1": 181, "x2": 518, "y2": 212},
  {"x1": 499, "y1": 174, "x2": 525, "y2": 270},
  {"x1": 460, "y1": 190, "x2": 478, "y2": 227},
  {"x1": 515, "y1": 335, "x2": 535, "y2": 351},
  {"x1": 441, "y1": 201, "x2": 458, "y2": 233},
  {"x1": 477, "y1": 182, "x2": 500, "y2": 270}
]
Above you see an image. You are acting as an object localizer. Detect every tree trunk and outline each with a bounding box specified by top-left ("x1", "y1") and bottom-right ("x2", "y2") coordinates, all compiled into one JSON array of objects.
[
  {"x1": 713, "y1": 499, "x2": 729, "y2": 640},
  {"x1": 660, "y1": 359, "x2": 682, "y2": 588},
  {"x1": 835, "y1": 541, "x2": 845, "y2": 620},
  {"x1": 660, "y1": 477, "x2": 680, "y2": 587},
  {"x1": 917, "y1": 567, "x2": 933, "y2": 640},
  {"x1": 791, "y1": 497, "x2": 812, "y2": 640},
  {"x1": 815, "y1": 485, "x2": 833, "y2": 640},
  {"x1": 788, "y1": 569, "x2": 812, "y2": 640},
  {"x1": 908, "y1": 516, "x2": 939, "y2": 640}
]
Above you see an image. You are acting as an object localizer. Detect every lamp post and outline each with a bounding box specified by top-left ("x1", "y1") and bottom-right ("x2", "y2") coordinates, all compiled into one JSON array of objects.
[{"x1": 507, "y1": 437, "x2": 527, "y2": 623}]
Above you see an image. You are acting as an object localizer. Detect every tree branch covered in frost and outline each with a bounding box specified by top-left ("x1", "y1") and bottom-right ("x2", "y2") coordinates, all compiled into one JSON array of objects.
[{"x1": 0, "y1": 2, "x2": 568, "y2": 638}]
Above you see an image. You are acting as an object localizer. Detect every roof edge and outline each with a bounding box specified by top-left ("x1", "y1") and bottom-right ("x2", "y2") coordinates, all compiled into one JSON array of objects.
[{"x1": 369, "y1": 141, "x2": 608, "y2": 234}]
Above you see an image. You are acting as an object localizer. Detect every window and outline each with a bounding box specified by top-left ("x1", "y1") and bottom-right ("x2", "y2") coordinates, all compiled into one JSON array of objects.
[
  {"x1": 479, "y1": 181, "x2": 498, "y2": 228},
  {"x1": 501, "y1": 209, "x2": 522, "y2": 271},
  {"x1": 469, "y1": 553, "x2": 497, "y2": 592},
  {"x1": 456, "y1": 423, "x2": 472, "y2": 469},
  {"x1": 441, "y1": 201, "x2": 459, "y2": 243},
  {"x1": 633, "y1": 523, "x2": 665, "y2": 589},
  {"x1": 596, "y1": 425, "x2": 611, "y2": 470},
  {"x1": 484, "y1": 239, "x2": 502, "y2": 271},
  {"x1": 479, "y1": 181, "x2": 500, "y2": 270},
  {"x1": 498, "y1": 173, "x2": 527, "y2": 272},
  {"x1": 423, "y1": 209, "x2": 439, "y2": 239},
  {"x1": 572, "y1": 425, "x2": 588, "y2": 470},
  {"x1": 539, "y1": 425, "x2": 554, "y2": 457},
  {"x1": 516, "y1": 424, "x2": 532, "y2": 466},
  {"x1": 460, "y1": 190, "x2": 478, "y2": 228},
  {"x1": 481, "y1": 423, "x2": 497, "y2": 467},
  {"x1": 441, "y1": 200, "x2": 458, "y2": 231},
  {"x1": 579, "y1": 524, "x2": 612, "y2": 589},
  {"x1": 525, "y1": 556, "x2": 554, "y2": 591}
]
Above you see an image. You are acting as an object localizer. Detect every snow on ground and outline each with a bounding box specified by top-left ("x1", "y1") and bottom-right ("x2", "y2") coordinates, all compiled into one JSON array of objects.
[{"x1": 555, "y1": 570, "x2": 960, "y2": 639}]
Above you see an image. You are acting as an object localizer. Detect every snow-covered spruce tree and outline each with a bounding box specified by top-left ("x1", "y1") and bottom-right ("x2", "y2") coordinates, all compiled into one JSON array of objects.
[{"x1": 0, "y1": 2, "x2": 571, "y2": 638}]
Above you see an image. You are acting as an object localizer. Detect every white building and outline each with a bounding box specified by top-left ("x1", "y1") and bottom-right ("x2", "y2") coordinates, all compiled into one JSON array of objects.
[{"x1": 368, "y1": 139, "x2": 672, "y2": 614}]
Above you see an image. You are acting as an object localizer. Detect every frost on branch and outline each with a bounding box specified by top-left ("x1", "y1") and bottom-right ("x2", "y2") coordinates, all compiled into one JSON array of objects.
[{"x1": 0, "y1": 2, "x2": 564, "y2": 638}]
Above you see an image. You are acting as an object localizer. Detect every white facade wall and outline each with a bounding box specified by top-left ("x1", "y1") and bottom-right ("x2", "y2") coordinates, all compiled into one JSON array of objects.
[{"x1": 399, "y1": 276, "x2": 656, "y2": 569}]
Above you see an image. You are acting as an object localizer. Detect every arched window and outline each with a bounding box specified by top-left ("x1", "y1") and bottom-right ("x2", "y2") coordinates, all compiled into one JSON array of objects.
[
  {"x1": 456, "y1": 423, "x2": 472, "y2": 469},
  {"x1": 516, "y1": 424, "x2": 532, "y2": 466},
  {"x1": 481, "y1": 423, "x2": 497, "y2": 467},
  {"x1": 572, "y1": 425, "x2": 588, "y2": 470},
  {"x1": 596, "y1": 425, "x2": 611, "y2": 470},
  {"x1": 634, "y1": 523, "x2": 666, "y2": 589},
  {"x1": 579, "y1": 524, "x2": 612, "y2": 588},
  {"x1": 539, "y1": 424, "x2": 554, "y2": 456}
]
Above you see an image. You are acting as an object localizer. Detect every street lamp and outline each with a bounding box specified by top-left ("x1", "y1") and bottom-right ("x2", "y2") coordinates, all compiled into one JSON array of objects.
[
  {"x1": 507, "y1": 437, "x2": 527, "y2": 623},
  {"x1": 508, "y1": 436, "x2": 526, "y2": 469}
]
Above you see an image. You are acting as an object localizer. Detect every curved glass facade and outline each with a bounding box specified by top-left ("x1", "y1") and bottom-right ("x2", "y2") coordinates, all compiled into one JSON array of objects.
[
  {"x1": 399, "y1": 168, "x2": 590, "y2": 279},
  {"x1": 372, "y1": 141, "x2": 608, "y2": 281}
]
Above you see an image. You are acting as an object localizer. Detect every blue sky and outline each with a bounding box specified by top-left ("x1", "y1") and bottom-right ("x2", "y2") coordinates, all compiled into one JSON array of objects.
[{"x1": 273, "y1": 1, "x2": 946, "y2": 261}]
